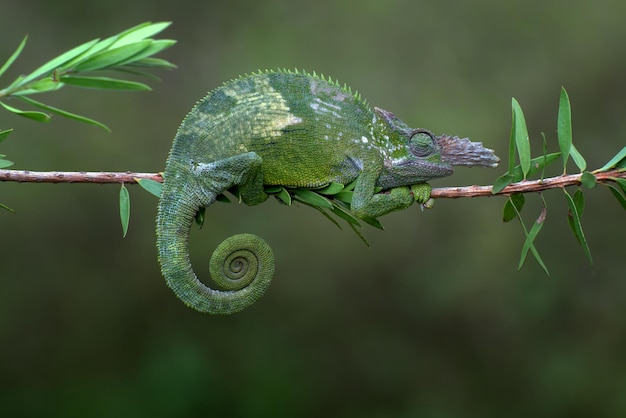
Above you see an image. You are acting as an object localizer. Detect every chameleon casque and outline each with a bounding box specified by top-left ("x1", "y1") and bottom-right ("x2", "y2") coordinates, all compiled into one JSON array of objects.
[{"x1": 157, "y1": 70, "x2": 499, "y2": 314}]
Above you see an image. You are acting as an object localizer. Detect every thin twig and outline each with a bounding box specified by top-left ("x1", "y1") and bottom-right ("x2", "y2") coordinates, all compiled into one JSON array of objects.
[{"x1": 0, "y1": 168, "x2": 624, "y2": 197}]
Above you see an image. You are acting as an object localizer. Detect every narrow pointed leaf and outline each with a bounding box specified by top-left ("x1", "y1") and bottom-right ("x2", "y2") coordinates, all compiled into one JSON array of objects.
[
  {"x1": 564, "y1": 189, "x2": 592, "y2": 265},
  {"x1": 607, "y1": 185, "x2": 626, "y2": 211},
  {"x1": 110, "y1": 22, "x2": 172, "y2": 48},
  {"x1": 277, "y1": 188, "x2": 291, "y2": 205},
  {"x1": 1, "y1": 201, "x2": 15, "y2": 213},
  {"x1": 16, "y1": 95, "x2": 110, "y2": 131},
  {"x1": 512, "y1": 98, "x2": 530, "y2": 178},
  {"x1": 264, "y1": 186, "x2": 282, "y2": 194},
  {"x1": 0, "y1": 35, "x2": 28, "y2": 79},
  {"x1": 569, "y1": 144, "x2": 586, "y2": 172},
  {"x1": 60, "y1": 76, "x2": 151, "y2": 91},
  {"x1": 293, "y1": 189, "x2": 333, "y2": 209},
  {"x1": 616, "y1": 178, "x2": 626, "y2": 194},
  {"x1": 0, "y1": 129, "x2": 12, "y2": 143},
  {"x1": 518, "y1": 213, "x2": 549, "y2": 276},
  {"x1": 19, "y1": 38, "x2": 100, "y2": 86},
  {"x1": 0, "y1": 101, "x2": 50, "y2": 122},
  {"x1": 128, "y1": 57, "x2": 177, "y2": 69},
  {"x1": 317, "y1": 182, "x2": 345, "y2": 195},
  {"x1": 119, "y1": 184, "x2": 130, "y2": 237},
  {"x1": 136, "y1": 178, "x2": 162, "y2": 198},
  {"x1": 557, "y1": 87, "x2": 572, "y2": 172},
  {"x1": 503, "y1": 193, "x2": 525, "y2": 222},
  {"x1": 598, "y1": 146, "x2": 626, "y2": 171},
  {"x1": 334, "y1": 190, "x2": 354, "y2": 205},
  {"x1": 492, "y1": 173, "x2": 515, "y2": 194},
  {"x1": 331, "y1": 203, "x2": 362, "y2": 227},
  {"x1": 362, "y1": 216, "x2": 384, "y2": 230},
  {"x1": 114, "y1": 40, "x2": 176, "y2": 67},
  {"x1": 0, "y1": 158, "x2": 14, "y2": 168},
  {"x1": 72, "y1": 41, "x2": 152, "y2": 72}
]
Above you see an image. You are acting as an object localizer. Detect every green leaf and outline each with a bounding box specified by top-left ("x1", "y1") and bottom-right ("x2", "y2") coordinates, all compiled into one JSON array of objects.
[
  {"x1": 0, "y1": 129, "x2": 12, "y2": 143},
  {"x1": 580, "y1": 171, "x2": 596, "y2": 189},
  {"x1": 0, "y1": 101, "x2": 50, "y2": 122},
  {"x1": 492, "y1": 153, "x2": 561, "y2": 194},
  {"x1": 492, "y1": 173, "x2": 515, "y2": 194},
  {"x1": 0, "y1": 157, "x2": 14, "y2": 168},
  {"x1": 343, "y1": 179, "x2": 357, "y2": 192},
  {"x1": 557, "y1": 87, "x2": 572, "y2": 173},
  {"x1": 616, "y1": 178, "x2": 626, "y2": 194},
  {"x1": 518, "y1": 208, "x2": 549, "y2": 276},
  {"x1": 317, "y1": 182, "x2": 345, "y2": 195},
  {"x1": 503, "y1": 193, "x2": 525, "y2": 222},
  {"x1": 119, "y1": 184, "x2": 130, "y2": 238},
  {"x1": 16, "y1": 95, "x2": 110, "y2": 131},
  {"x1": 512, "y1": 98, "x2": 531, "y2": 179},
  {"x1": 293, "y1": 189, "x2": 333, "y2": 209},
  {"x1": 607, "y1": 185, "x2": 626, "y2": 211},
  {"x1": 1, "y1": 201, "x2": 15, "y2": 213},
  {"x1": 19, "y1": 38, "x2": 100, "y2": 86},
  {"x1": 264, "y1": 186, "x2": 282, "y2": 194},
  {"x1": 128, "y1": 57, "x2": 177, "y2": 69},
  {"x1": 0, "y1": 35, "x2": 28, "y2": 79},
  {"x1": 330, "y1": 202, "x2": 361, "y2": 227},
  {"x1": 598, "y1": 145, "x2": 626, "y2": 172},
  {"x1": 564, "y1": 189, "x2": 592, "y2": 265},
  {"x1": 72, "y1": 40, "x2": 152, "y2": 73},
  {"x1": 334, "y1": 190, "x2": 354, "y2": 205},
  {"x1": 136, "y1": 178, "x2": 162, "y2": 198},
  {"x1": 110, "y1": 22, "x2": 172, "y2": 48},
  {"x1": 60, "y1": 75, "x2": 151, "y2": 91},
  {"x1": 114, "y1": 40, "x2": 176, "y2": 67},
  {"x1": 569, "y1": 144, "x2": 586, "y2": 172},
  {"x1": 277, "y1": 188, "x2": 291, "y2": 205}
]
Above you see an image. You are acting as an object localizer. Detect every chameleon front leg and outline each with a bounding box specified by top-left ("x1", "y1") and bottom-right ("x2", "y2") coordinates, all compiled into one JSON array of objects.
[
  {"x1": 351, "y1": 168, "x2": 433, "y2": 220},
  {"x1": 158, "y1": 152, "x2": 275, "y2": 314}
]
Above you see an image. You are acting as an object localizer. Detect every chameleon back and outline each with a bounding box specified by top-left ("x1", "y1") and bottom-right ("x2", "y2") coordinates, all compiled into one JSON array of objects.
[{"x1": 167, "y1": 71, "x2": 377, "y2": 188}]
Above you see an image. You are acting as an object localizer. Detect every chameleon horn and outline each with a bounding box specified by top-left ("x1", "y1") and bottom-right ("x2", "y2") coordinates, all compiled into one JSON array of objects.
[{"x1": 436, "y1": 134, "x2": 500, "y2": 168}]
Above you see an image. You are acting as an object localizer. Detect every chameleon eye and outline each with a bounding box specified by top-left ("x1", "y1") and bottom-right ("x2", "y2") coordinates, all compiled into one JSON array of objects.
[{"x1": 409, "y1": 129, "x2": 436, "y2": 157}]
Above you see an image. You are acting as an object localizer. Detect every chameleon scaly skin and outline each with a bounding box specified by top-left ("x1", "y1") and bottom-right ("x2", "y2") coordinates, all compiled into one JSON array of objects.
[{"x1": 157, "y1": 70, "x2": 499, "y2": 314}]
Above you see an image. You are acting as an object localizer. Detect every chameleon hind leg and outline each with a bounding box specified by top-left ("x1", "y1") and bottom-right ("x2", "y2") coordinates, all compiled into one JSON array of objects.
[{"x1": 191, "y1": 151, "x2": 268, "y2": 205}]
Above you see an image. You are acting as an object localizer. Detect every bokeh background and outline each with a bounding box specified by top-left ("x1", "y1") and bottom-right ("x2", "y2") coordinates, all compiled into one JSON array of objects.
[{"x1": 2, "y1": 0, "x2": 626, "y2": 416}]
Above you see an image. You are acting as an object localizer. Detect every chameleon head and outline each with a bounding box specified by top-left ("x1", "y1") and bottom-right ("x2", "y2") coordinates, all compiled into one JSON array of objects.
[{"x1": 374, "y1": 107, "x2": 499, "y2": 170}]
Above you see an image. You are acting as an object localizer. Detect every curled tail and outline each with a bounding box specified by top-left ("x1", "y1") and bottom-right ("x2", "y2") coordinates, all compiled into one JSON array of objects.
[{"x1": 156, "y1": 183, "x2": 274, "y2": 314}]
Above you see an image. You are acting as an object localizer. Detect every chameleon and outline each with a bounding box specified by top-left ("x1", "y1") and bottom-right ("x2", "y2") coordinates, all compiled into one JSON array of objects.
[{"x1": 156, "y1": 69, "x2": 499, "y2": 314}]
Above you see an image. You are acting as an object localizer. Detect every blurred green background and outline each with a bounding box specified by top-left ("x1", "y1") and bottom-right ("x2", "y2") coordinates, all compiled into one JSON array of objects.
[{"x1": 1, "y1": 0, "x2": 626, "y2": 416}]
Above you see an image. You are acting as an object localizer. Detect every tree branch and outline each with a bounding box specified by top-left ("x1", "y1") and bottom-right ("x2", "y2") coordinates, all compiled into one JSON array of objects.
[{"x1": 0, "y1": 168, "x2": 624, "y2": 197}]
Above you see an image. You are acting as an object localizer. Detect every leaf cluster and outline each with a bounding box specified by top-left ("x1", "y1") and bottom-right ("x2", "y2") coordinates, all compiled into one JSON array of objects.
[
  {"x1": 494, "y1": 88, "x2": 626, "y2": 275},
  {"x1": 0, "y1": 22, "x2": 175, "y2": 165}
]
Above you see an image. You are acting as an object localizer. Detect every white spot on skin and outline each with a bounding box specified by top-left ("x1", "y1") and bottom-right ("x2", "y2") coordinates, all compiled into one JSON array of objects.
[
  {"x1": 361, "y1": 136, "x2": 368, "y2": 144},
  {"x1": 309, "y1": 97, "x2": 343, "y2": 119}
]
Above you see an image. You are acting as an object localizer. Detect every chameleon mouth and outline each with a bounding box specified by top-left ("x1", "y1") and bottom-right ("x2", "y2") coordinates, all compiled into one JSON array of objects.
[{"x1": 436, "y1": 134, "x2": 500, "y2": 168}]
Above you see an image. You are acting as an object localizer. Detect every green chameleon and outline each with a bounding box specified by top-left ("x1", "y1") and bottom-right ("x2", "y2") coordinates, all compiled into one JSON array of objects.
[{"x1": 157, "y1": 69, "x2": 499, "y2": 314}]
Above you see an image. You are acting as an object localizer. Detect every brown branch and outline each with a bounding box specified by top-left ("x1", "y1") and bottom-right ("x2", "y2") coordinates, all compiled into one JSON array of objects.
[
  {"x1": 0, "y1": 169, "x2": 162, "y2": 184},
  {"x1": 0, "y1": 168, "x2": 624, "y2": 197}
]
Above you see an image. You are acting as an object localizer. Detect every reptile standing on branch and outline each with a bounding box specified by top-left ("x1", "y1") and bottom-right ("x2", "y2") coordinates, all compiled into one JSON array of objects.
[{"x1": 157, "y1": 70, "x2": 499, "y2": 314}]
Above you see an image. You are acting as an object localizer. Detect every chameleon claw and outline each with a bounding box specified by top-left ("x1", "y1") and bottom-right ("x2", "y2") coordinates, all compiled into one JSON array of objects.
[{"x1": 419, "y1": 197, "x2": 436, "y2": 211}]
